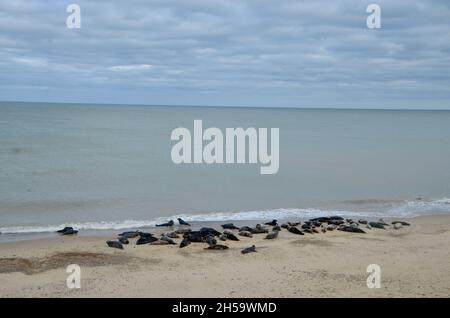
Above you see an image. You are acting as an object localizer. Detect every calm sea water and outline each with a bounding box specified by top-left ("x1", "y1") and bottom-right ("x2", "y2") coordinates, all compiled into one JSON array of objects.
[{"x1": 1, "y1": 102, "x2": 450, "y2": 233}]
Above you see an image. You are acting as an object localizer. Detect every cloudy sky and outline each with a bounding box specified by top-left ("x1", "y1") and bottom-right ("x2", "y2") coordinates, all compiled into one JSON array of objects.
[{"x1": 1, "y1": 0, "x2": 449, "y2": 109}]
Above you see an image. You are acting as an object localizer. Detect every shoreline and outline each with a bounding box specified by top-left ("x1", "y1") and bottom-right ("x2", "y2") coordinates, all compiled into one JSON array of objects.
[{"x1": 0, "y1": 214, "x2": 449, "y2": 297}]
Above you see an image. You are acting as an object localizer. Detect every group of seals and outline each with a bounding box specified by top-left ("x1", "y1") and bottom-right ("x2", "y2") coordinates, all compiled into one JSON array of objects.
[{"x1": 101, "y1": 215, "x2": 411, "y2": 254}]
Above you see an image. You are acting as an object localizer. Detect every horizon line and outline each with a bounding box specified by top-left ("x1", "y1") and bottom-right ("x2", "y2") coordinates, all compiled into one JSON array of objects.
[{"x1": 1, "y1": 100, "x2": 449, "y2": 112}]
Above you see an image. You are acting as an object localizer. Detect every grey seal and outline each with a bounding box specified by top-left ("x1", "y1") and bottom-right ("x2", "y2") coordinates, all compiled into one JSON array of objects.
[
  {"x1": 392, "y1": 221, "x2": 410, "y2": 226},
  {"x1": 118, "y1": 231, "x2": 140, "y2": 238},
  {"x1": 338, "y1": 225, "x2": 366, "y2": 233},
  {"x1": 150, "y1": 240, "x2": 169, "y2": 245},
  {"x1": 241, "y1": 245, "x2": 257, "y2": 254},
  {"x1": 264, "y1": 219, "x2": 277, "y2": 226},
  {"x1": 160, "y1": 236, "x2": 177, "y2": 244},
  {"x1": 369, "y1": 222, "x2": 386, "y2": 229},
  {"x1": 239, "y1": 231, "x2": 253, "y2": 238},
  {"x1": 251, "y1": 224, "x2": 269, "y2": 234},
  {"x1": 163, "y1": 232, "x2": 180, "y2": 239},
  {"x1": 107, "y1": 240, "x2": 123, "y2": 249},
  {"x1": 265, "y1": 231, "x2": 279, "y2": 239},
  {"x1": 205, "y1": 244, "x2": 229, "y2": 250},
  {"x1": 221, "y1": 223, "x2": 240, "y2": 230},
  {"x1": 179, "y1": 238, "x2": 191, "y2": 248},
  {"x1": 177, "y1": 218, "x2": 191, "y2": 226},
  {"x1": 156, "y1": 220, "x2": 174, "y2": 227},
  {"x1": 288, "y1": 226, "x2": 304, "y2": 235},
  {"x1": 223, "y1": 230, "x2": 239, "y2": 241},
  {"x1": 118, "y1": 237, "x2": 129, "y2": 245}
]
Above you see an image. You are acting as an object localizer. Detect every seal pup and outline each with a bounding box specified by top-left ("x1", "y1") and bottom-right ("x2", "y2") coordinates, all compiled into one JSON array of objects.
[
  {"x1": 107, "y1": 240, "x2": 123, "y2": 249},
  {"x1": 241, "y1": 245, "x2": 257, "y2": 254},
  {"x1": 205, "y1": 244, "x2": 229, "y2": 250},
  {"x1": 239, "y1": 231, "x2": 253, "y2": 238},
  {"x1": 265, "y1": 231, "x2": 279, "y2": 240},
  {"x1": 160, "y1": 236, "x2": 177, "y2": 244},
  {"x1": 179, "y1": 238, "x2": 191, "y2": 248},
  {"x1": 393, "y1": 223, "x2": 403, "y2": 230},
  {"x1": 206, "y1": 235, "x2": 217, "y2": 246},
  {"x1": 118, "y1": 237, "x2": 129, "y2": 245},
  {"x1": 264, "y1": 219, "x2": 278, "y2": 226},
  {"x1": 221, "y1": 223, "x2": 240, "y2": 230},
  {"x1": 338, "y1": 225, "x2": 366, "y2": 233},
  {"x1": 177, "y1": 218, "x2": 191, "y2": 226},
  {"x1": 288, "y1": 226, "x2": 304, "y2": 235},
  {"x1": 156, "y1": 220, "x2": 174, "y2": 227},
  {"x1": 163, "y1": 232, "x2": 179, "y2": 239},
  {"x1": 223, "y1": 230, "x2": 239, "y2": 241}
]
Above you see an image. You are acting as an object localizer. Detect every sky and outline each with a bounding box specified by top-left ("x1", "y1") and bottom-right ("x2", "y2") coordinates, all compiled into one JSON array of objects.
[{"x1": 0, "y1": 0, "x2": 450, "y2": 109}]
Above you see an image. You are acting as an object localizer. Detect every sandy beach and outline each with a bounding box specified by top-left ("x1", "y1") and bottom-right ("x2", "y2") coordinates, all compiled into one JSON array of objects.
[{"x1": 0, "y1": 214, "x2": 449, "y2": 298}]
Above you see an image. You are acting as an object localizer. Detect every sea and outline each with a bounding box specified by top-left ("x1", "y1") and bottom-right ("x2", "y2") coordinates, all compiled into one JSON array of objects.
[{"x1": 1, "y1": 102, "x2": 449, "y2": 238}]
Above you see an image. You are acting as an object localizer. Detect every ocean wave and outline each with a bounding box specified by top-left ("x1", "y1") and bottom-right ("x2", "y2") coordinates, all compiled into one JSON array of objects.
[{"x1": 1, "y1": 198, "x2": 449, "y2": 234}]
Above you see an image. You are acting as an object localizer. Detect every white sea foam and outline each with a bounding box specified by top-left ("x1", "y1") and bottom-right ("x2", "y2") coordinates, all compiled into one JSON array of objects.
[{"x1": 1, "y1": 198, "x2": 449, "y2": 234}]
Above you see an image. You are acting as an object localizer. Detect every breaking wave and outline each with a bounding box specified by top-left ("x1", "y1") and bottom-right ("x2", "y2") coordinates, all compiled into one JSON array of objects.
[{"x1": 1, "y1": 198, "x2": 449, "y2": 234}]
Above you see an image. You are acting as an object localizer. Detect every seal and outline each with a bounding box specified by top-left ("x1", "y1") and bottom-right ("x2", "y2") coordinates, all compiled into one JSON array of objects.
[
  {"x1": 281, "y1": 223, "x2": 290, "y2": 229},
  {"x1": 206, "y1": 235, "x2": 217, "y2": 246},
  {"x1": 265, "y1": 231, "x2": 279, "y2": 239},
  {"x1": 378, "y1": 218, "x2": 389, "y2": 226},
  {"x1": 118, "y1": 237, "x2": 129, "y2": 244},
  {"x1": 136, "y1": 233, "x2": 158, "y2": 245},
  {"x1": 327, "y1": 224, "x2": 337, "y2": 231},
  {"x1": 118, "y1": 231, "x2": 140, "y2": 238},
  {"x1": 251, "y1": 224, "x2": 269, "y2": 234},
  {"x1": 239, "y1": 226, "x2": 253, "y2": 232},
  {"x1": 272, "y1": 225, "x2": 281, "y2": 231},
  {"x1": 156, "y1": 220, "x2": 174, "y2": 227},
  {"x1": 199, "y1": 227, "x2": 221, "y2": 236},
  {"x1": 369, "y1": 222, "x2": 385, "y2": 229},
  {"x1": 107, "y1": 240, "x2": 123, "y2": 249},
  {"x1": 338, "y1": 225, "x2": 366, "y2": 233},
  {"x1": 239, "y1": 231, "x2": 253, "y2": 238},
  {"x1": 219, "y1": 234, "x2": 228, "y2": 241},
  {"x1": 393, "y1": 223, "x2": 402, "y2": 230},
  {"x1": 264, "y1": 219, "x2": 277, "y2": 226},
  {"x1": 223, "y1": 230, "x2": 239, "y2": 241},
  {"x1": 57, "y1": 226, "x2": 73, "y2": 233},
  {"x1": 358, "y1": 219, "x2": 368, "y2": 225},
  {"x1": 179, "y1": 238, "x2": 191, "y2": 248},
  {"x1": 288, "y1": 226, "x2": 304, "y2": 235},
  {"x1": 241, "y1": 245, "x2": 257, "y2": 254},
  {"x1": 150, "y1": 240, "x2": 170, "y2": 245},
  {"x1": 177, "y1": 218, "x2": 191, "y2": 226},
  {"x1": 160, "y1": 236, "x2": 177, "y2": 244},
  {"x1": 61, "y1": 228, "x2": 78, "y2": 235},
  {"x1": 175, "y1": 228, "x2": 192, "y2": 234},
  {"x1": 205, "y1": 244, "x2": 229, "y2": 250},
  {"x1": 221, "y1": 223, "x2": 240, "y2": 230},
  {"x1": 392, "y1": 221, "x2": 410, "y2": 226},
  {"x1": 163, "y1": 232, "x2": 180, "y2": 239}
]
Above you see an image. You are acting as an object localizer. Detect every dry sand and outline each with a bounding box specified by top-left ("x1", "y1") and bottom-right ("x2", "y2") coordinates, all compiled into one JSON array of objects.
[{"x1": 0, "y1": 214, "x2": 449, "y2": 297}]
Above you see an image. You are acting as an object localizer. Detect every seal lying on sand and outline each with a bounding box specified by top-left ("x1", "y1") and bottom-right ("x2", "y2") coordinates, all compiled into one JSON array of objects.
[
  {"x1": 241, "y1": 245, "x2": 257, "y2": 254},
  {"x1": 199, "y1": 227, "x2": 221, "y2": 236},
  {"x1": 118, "y1": 231, "x2": 140, "y2": 238},
  {"x1": 273, "y1": 225, "x2": 281, "y2": 231},
  {"x1": 358, "y1": 219, "x2": 368, "y2": 225},
  {"x1": 338, "y1": 225, "x2": 366, "y2": 233},
  {"x1": 369, "y1": 222, "x2": 386, "y2": 229},
  {"x1": 265, "y1": 231, "x2": 279, "y2": 239},
  {"x1": 150, "y1": 240, "x2": 169, "y2": 245},
  {"x1": 175, "y1": 228, "x2": 192, "y2": 234},
  {"x1": 288, "y1": 226, "x2": 304, "y2": 235},
  {"x1": 239, "y1": 226, "x2": 253, "y2": 232},
  {"x1": 221, "y1": 223, "x2": 240, "y2": 230},
  {"x1": 239, "y1": 231, "x2": 253, "y2": 238},
  {"x1": 392, "y1": 221, "x2": 410, "y2": 226},
  {"x1": 265, "y1": 219, "x2": 277, "y2": 226},
  {"x1": 205, "y1": 244, "x2": 229, "y2": 250},
  {"x1": 223, "y1": 230, "x2": 239, "y2": 241},
  {"x1": 160, "y1": 236, "x2": 177, "y2": 244},
  {"x1": 251, "y1": 224, "x2": 269, "y2": 234},
  {"x1": 206, "y1": 235, "x2": 217, "y2": 246},
  {"x1": 156, "y1": 220, "x2": 174, "y2": 227},
  {"x1": 107, "y1": 240, "x2": 123, "y2": 249},
  {"x1": 136, "y1": 233, "x2": 158, "y2": 245},
  {"x1": 177, "y1": 218, "x2": 191, "y2": 226},
  {"x1": 163, "y1": 232, "x2": 180, "y2": 238},
  {"x1": 179, "y1": 238, "x2": 191, "y2": 248}
]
